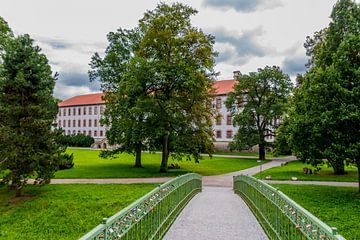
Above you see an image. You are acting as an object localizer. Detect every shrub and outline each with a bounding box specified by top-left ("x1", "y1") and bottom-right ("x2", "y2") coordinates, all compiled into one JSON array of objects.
[{"x1": 57, "y1": 134, "x2": 95, "y2": 147}]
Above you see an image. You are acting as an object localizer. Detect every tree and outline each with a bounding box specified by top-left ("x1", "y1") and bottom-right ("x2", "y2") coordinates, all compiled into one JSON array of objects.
[
  {"x1": 226, "y1": 66, "x2": 293, "y2": 160},
  {"x1": 90, "y1": 3, "x2": 216, "y2": 172},
  {"x1": 0, "y1": 34, "x2": 60, "y2": 196},
  {"x1": 90, "y1": 28, "x2": 155, "y2": 168},
  {"x1": 288, "y1": 0, "x2": 360, "y2": 179},
  {"x1": 0, "y1": 16, "x2": 13, "y2": 51}
]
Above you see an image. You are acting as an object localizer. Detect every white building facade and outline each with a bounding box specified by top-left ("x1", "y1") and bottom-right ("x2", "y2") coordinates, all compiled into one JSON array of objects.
[
  {"x1": 56, "y1": 78, "x2": 248, "y2": 150},
  {"x1": 57, "y1": 93, "x2": 108, "y2": 148}
]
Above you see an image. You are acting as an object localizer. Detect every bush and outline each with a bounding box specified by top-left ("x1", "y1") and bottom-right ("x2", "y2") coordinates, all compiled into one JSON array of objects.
[
  {"x1": 58, "y1": 153, "x2": 74, "y2": 170},
  {"x1": 57, "y1": 134, "x2": 95, "y2": 147}
]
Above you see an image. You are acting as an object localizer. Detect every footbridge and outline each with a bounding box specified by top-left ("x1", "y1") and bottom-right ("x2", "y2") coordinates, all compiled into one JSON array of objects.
[{"x1": 80, "y1": 164, "x2": 345, "y2": 240}]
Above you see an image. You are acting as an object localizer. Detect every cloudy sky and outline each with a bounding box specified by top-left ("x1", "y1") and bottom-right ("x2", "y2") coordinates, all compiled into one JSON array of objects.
[{"x1": 0, "y1": 0, "x2": 344, "y2": 99}]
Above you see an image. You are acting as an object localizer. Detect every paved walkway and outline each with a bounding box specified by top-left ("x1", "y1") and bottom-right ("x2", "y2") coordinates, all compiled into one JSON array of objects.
[{"x1": 163, "y1": 187, "x2": 268, "y2": 240}]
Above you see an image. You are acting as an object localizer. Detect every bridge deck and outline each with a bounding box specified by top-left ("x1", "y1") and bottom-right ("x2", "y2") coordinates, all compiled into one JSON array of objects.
[{"x1": 164, "y1": 186, "x2": 268, "y2": 240}]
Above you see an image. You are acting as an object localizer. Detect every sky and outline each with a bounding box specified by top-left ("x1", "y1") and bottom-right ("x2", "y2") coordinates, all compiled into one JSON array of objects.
[{"x1": 0, "y1": 0, "x2": 345, "y2": 100}]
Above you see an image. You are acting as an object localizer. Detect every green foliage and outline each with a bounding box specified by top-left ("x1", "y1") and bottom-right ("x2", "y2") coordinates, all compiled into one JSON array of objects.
[
  {"x1": 226, "y1": 66, "x2": 293, "y2": 160},
  {"x1": 254, "y1": 160, "x2": 358, "y2": 182},
  {"x1": 90, "y1": 3, "x2": 217, "y2": 172},
  {"x1": 0, "y1": 34, "x2": 59, "y2": 196},
  {"x1": 54, "y1": 149, "x2": 268, "y2": 178},
  {"x1": 288, "y1": 0, "x2": 360, "y2": 179},
  {"x1": 273, "y1": 118, "x2": 292, "y2": 156},
  {"x1": 273, "y1": 184, "x2": 360, "y2": 239},
  {"x1": 0, "y1": 184, "x2": 157, "y2": 239},
  {"x1": 0, "y1": 16, "x2": 13, "y2": 51},
  {"x1": 57, "y1": 133, "x2": 95, "y2": 147}
]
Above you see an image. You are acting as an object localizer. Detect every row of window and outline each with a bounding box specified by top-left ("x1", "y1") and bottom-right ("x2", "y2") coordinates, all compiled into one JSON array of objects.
[
  {"x1": 215, "y1": 115, "x2": 233, "y2": 125},
  {"x1": 66, "y1": 130, "x2": 105, "y2": 137},
  {"x1": 58, "y1": 119, "x2": 103, "y2": 128},
  {"x1": 59, "y1": 105, "x2": 104, "y2": 117},
  {"x1": 215, "y1": 130, "x2": 233, "y2": 139}
]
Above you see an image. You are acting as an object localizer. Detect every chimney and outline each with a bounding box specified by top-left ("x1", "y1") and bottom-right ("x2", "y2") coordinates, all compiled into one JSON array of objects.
[{"x1": 233, "y1": 70, "x2": 241, "y2": 79}]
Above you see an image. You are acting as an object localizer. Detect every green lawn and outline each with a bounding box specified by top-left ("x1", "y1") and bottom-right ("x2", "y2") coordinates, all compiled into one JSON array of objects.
[
  {"x1": 55, "y1": 149, "x2": 268, "y2": 178},
  {"x1": 272, "y1": 184, "x2": 360, "y2": 239},
  {"x1": 254, "y1": 160, "x2": 358, "y2": 182},
  {"x1": 213, "y1": 151, "x2": 286, "y2": 158},
  {"x1": 0, "y1": 183, "x2": 156, "y2": 240}
]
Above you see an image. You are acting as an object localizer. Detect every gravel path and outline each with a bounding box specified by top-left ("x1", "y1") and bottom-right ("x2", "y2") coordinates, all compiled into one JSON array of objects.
[{"x1": 163, "y1": 187, "x2": 268, "y2": 240}]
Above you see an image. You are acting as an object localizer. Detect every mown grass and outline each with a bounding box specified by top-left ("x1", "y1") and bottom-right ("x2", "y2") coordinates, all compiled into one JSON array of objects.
[
  {"x1": 213, "y1": 151, "x2": 286, "y2": 158},
  {"x1": 54, "y1": 149, "x2": 268, "y2": 178},
  {"x1": 272, "y1": 184, "x2": 360, "y2": 239},
  {"x1": 0, "y1": 183, "x2": 157, "y2": 240},
  {"x1": 254, "y1": 160, "x2": 358, "y2": 182}
]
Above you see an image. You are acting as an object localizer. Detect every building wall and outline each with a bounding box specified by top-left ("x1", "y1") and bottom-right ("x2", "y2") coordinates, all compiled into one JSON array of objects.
[
  {"x1": 212, "y1": 95, "x2": 239, "y2": 148},
  {"x1": 56, "y1": 104, "x2": 108, "y2": 142}
]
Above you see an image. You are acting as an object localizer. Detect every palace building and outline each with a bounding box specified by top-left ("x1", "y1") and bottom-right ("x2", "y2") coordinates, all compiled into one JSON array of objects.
[{"x1": 56, "y1": 76, "x2": 254, "y2": 149}]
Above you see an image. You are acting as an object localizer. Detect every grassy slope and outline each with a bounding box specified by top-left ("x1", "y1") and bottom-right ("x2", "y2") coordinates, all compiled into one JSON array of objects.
[
  {"x1": 272, "y1": 184, "x2": 360, "y2": 239},
  {"x1": 213, "y1": 151, "x2": 286, "y2": 158},
  {"x1": 254, "y1": 160, "x2": 358, "y2": 182},
  {"x1": 0, "y1": 184, "x2": 156, "y2": 240},
  {"x1": 55, "y1": 149, "x2": 268, "y2": 178}
]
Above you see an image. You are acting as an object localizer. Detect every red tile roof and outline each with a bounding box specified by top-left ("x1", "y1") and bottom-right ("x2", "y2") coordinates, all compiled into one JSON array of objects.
[
  {"x1": 58, "y1": 80, "x2": 237, "y2": 107},
  {"x1": 58, "y1": 93, "x2": 105, "y2": 107},
  {"x1": 213, "y1": 79, "x2": 236, "y2": 95}
]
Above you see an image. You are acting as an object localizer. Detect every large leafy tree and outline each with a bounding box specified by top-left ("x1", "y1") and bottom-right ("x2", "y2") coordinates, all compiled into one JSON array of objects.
[
  {"x1": 90, "y1": 3, "x2": 216, "y2": 172},
  {"x1": 0, "y1": 34, "x2": 60, "y2": 196},
  {"x1": 226, "y1": 66, "x2": 293, "y2": 160},
  {"x1": 0, "y1": 16, "x2": 13, "y2": 51},
  {"x1": 137, "y1": 3, "x2": 216, "y2": 172},
  {"x1": 288, "y1": 0, "x2": 360, "y2": 180}
]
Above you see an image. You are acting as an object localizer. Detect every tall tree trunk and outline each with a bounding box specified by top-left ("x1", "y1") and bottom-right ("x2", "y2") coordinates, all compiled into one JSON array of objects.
[
  {"x1": 258, "y1": 143, "x2": 266, "y2": 160},
  {"x1": 330, "y1": 158, "x2": 346, "y2": 175},
  {"x1": 134, "y1": 143, "x2": 143, "y2": 168},
  {"x1": 160, "y1": 134, "x2": 169, "y2": 173}
]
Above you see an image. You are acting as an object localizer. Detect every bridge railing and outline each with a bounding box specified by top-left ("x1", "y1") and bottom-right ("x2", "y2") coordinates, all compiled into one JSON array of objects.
[
  {"x1": 233, "y1": 175, "x2": 346, "y2": 240},
  {"x1": 80, "y1": 173, "x2": 202, "y2": 240}
]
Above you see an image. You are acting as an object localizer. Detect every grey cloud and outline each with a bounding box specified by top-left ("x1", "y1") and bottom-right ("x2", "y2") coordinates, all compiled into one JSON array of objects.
[
  {"x1": 212, "y1": 27, "x2": 269, "y2": 65},
  {"x1": 57, "y1": 70, "x2": 100, "y2": 92},
  {"x1": 203, "y1": 0, "x2": 282, "y2": 12},
  {"x1": 282, "y1": 55, "x2": 307, "y2": 76}
]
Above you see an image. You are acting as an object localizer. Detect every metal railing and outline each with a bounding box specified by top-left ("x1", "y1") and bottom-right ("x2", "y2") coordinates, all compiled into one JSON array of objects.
[
  {"x1": 80, "y1": 173, "x2": 202, "y2": 240},
  {"x1": 233, "y1": 175, "x2": 346, "y2": 240}
]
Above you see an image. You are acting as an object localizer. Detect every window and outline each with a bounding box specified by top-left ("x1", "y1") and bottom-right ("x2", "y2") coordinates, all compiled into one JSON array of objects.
[
  {"x1": 89, "y1": 119, "x2": 92, "y2": 127},
  {"x1": 89, "y1": 107, "x2": 92, "y2": 115},
  {"x1": 88, "y1": 130, "x2": 92, "y2": 136},
  {"x1": 216, "y1": 130, "x2": 222, "y2": 138},
  {"x1": 67, "y1": 130, "x2": 71, "y2": 135},
  {"x1": 83, "y1": 107, "x2": 86, "y2": 115},
  {"x1": 78, "y1": 108, "x2": 81, "y2": 115},
  {"x1": 58, "y1": 109, "x2": 61, "y2": 116},
  {"x1": 226, "y1": 115, "x2": 232, "y2": 125},
  {"x1": 94, "y1": 119, "x2": 98, "y2": 127},
  {"x1": 83, "y1": 130, "x2": 86, "y2": 135},
  {"x1": 73, "y1": 108, "x2": 76, "y2": 116},
  {"x1": 63, "y1": 120, "x2": 66, "y2": 127},
  {"x1": 100, "y1": 106, "x2": 104, "y2": 115},
  {"x1": 216, "y1": 115, "x2": 222, "y2": 125},
  {"x1": 100, "y1": 130, "x2": 103, "y2": 137},
  {"x1": 58, "y1": 120, "x2": 61, "y2": 128},
  {"x1": 94, "y1": 130, "x2": 97, "y2": 137},
  {"x1": 73, "y1": 130, "x2": 76, "y2": 135},
  {"x1": 216, "y1": 98, "x2": 222, "y2": 109},
  {"x1": 94, "y1": 106, "x2": 98, "y2": 115},
  {"x1": 68, "y1": 120, "x2": 71, "y2": 127},
  {"x1": 78, "y1": 120, "x2": 81, "y2": 127},
  {"x1": 83, "y1": 119, "x2": 86, "y2": 127},
  {"x1": 226, "y1": 130, "x2": 233, "y2": 139},
  {"x1": 100, "y1": 118, "x2": 104, "y2": 127},
  {"x1": 78, "y1": 130, "x2": 81, "y2": 134},
  {"x1": 73, "y1": 120, "x2": 76, "y2": 127},
  {"x1": 68, "y1": 108, "x2": 71, "y2": 116},
  {"x1": 63, "y1": 108, "x2": 66, "y2": 116}
]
